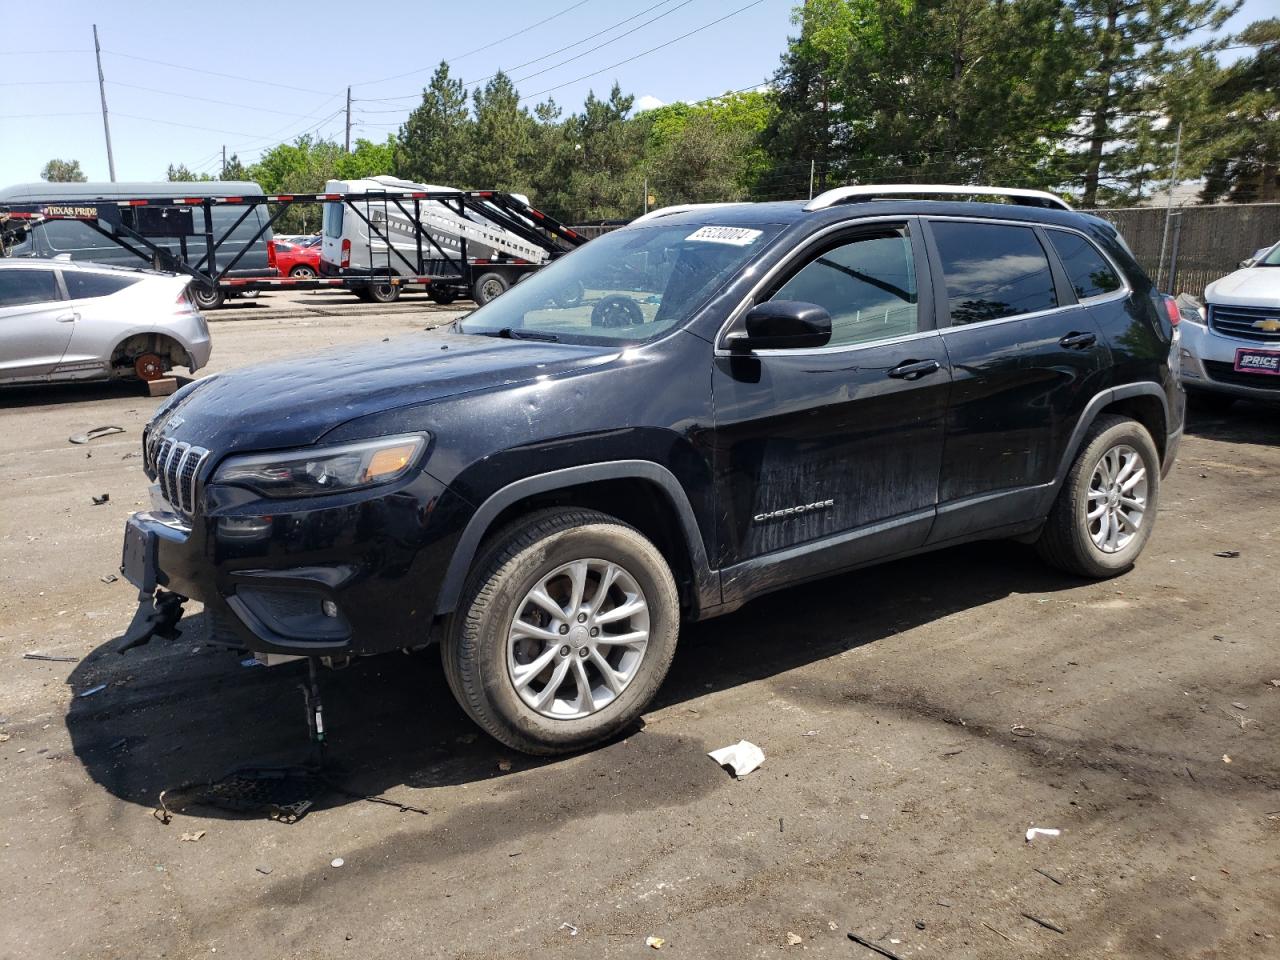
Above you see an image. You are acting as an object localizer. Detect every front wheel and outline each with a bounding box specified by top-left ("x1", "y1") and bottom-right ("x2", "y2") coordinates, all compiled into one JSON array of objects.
[
  {"x1": 289, "y1": 265, "x2": 316, "y2": 279},
  {"x1": 367, "y1": 281, "x2": 400, "y2": 304},
  {"x1": 472, "y1": 271, "x2": 509, "y2": 305},
  {"x1": 443, "y1": 508, "x2": 680, "y2": 755},
  {"x1": 1036, "y1": 415, "x2": 1161, "y2": 578}
]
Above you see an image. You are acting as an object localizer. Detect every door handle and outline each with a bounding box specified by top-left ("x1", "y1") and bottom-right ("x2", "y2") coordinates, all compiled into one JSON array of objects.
[
  {"x1": 887, "y1": 358, "x2": 941, "y2": 380},
  {"x1": 56, "y1": 312, "x2": 78, "y2": 323},
  {"x1": 1059, "y1": 331, "x2": 1097, "y2": 349}
]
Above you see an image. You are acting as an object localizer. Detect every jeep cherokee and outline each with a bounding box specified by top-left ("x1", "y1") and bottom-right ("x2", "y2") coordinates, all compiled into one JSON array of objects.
[{"x1": 119, "y1": 184, "x2": 1184, "y2": 755}]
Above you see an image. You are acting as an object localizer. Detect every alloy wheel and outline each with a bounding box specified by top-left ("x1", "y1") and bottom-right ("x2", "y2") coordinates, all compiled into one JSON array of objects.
[{"x1": 1087, "y1": 443, "x2": 1147, "y2": 553}]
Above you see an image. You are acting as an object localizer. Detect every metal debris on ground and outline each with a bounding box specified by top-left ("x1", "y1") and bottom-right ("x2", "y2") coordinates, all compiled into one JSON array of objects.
[
  {"x1": 1025, "y1": 827, "x2": 1061, "y2": 842},
  {"x1": 914, "y1": 920, "x2": 926, "y2": 930},
  {"x1": 91, "y1": 493, "x2": 110, "y2": 506},
  {"x1": 980, "y1": 921, "x2": 1018, "y2": 943},
  {"x1": 645, "y1": 935, "x2": 665, "y2": 949},
  {"x1": 708, "y1": 740, "x2": 765, "y2": 778},
  {"x1": 255, "y1": 864, "x2": 273, "y2": 875},
  {"x1": 179, "y1": 830, "x2": 205, "y2": 842},
  {"x1": 847, "y1": 931, "x2": 905, "y2": 960},
  {"x1": 330, "y1": 858, "x2": 344, "y2": 868},
  {"x1": 1232, "y1": 701, "x2": 1249, "y2": 710},
  {"x1": 1034, "y1": 867, "x2": 1065, "y2": 885},
  {"x1": 558, "y1": 923, "x2": 578, "y2": 937},
  {"x1": 786, "y1": 932, "x2": 803, "y2": 945},
  {"x1": 78, "y1": 683, "x2": 108, "y2": 697},
  {"x1": 1010, "y1": 724, "x2": 1036, "y2": 737},
  {"x1": 155, "y1": 766, "x2": 327, "y2": 824},
  {"x1": 69, "y1": 425, "x2": 125, "y2": 444},
  {"x1": 1214, "y1": 550, "x2": 1241, "y2": 558},
  {"x1": 100, "y1": 574, "x2": 118, "y2": 584},
  {"x1": 1223, "y1": 754, "x2": 1233, "y2": 763},
  {"x1": 1021, "y1": 912, "x2": 1065, "y2": 934},
  {"x1": 23, "y1": 653, "x2": 79, "y2": 662}
]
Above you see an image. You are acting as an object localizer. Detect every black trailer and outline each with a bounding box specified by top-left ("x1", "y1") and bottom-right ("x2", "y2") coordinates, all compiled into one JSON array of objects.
[{"x1": 2, "y1": 190, "x2": 586, "y2": 308}]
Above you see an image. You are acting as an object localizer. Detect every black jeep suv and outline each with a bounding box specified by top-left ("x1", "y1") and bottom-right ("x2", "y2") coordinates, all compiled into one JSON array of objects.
[{"x1": 121, "y1": 185, "x2": 1184, "y2": 755}]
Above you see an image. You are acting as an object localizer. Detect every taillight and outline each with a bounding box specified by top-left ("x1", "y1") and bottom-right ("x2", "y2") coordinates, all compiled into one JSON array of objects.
[
  {"x1": 1162, "y1": 294, "x2": 1180, "y2": 327},
  {"x1": 267, "y1": 240, "x2": 278, "y2": 271},
  {"x1": 341, "y1": 238, "x2": 351, "y2": 269}
]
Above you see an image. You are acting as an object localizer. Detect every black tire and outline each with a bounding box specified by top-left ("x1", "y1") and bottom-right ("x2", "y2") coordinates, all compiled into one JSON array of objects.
[
  {"x1": 429, "y1": 288, "x2": 458, "y2": 305},
  {"x1": 472, "y1": 271, "x2": 509, "y2": 306},
  {"x1": 1035, "y1": 415, "x2": 1161, "y2": 578},
  {"x1": 591, "y1": 294, "x2": 644, "y2": 328},
  {"x1": 351, "y1": 286, "x2": 374, "y2": 302},
  {"x1": 367, "y1": 281, "x2": 400, "y2": 304},
  {"x1": 192, "y1": 284, "x2": 224, "y2": 310},
  {"x1": 1187, "y1": 389, "x2": 1235, "y2": 415},
  {"x1": 443, "y1": 508, "x2": 680, "y2": 756},
  {"x1": 289, "y1": 265, "x2": 316, "y2": 279}
]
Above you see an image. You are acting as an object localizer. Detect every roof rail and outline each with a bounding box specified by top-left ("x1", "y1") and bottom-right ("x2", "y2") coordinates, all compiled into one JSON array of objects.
[
  {"x1": 804, "y1": 184, "x2": 1073, "y2": 213},
  {"x1": 630, "y1": 202, "x2": 741, "y2": 225}
]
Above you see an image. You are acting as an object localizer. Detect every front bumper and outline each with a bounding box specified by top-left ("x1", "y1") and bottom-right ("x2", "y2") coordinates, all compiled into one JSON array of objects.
[
  {"x1": 120, "y1": 470, "x2": 472, "y2": 656},
  {"x1": 1179, "y1": 320, "x2": 1280, "y2": 401}
]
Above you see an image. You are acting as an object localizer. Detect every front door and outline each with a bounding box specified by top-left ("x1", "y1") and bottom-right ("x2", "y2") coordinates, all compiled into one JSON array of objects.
[
  {"x1": 711, "y1": 220, "x2": 952, "y2": 604},
  {"x1": 0, "y1": 267, "x2": 74, "y2": 382},
  {"x1": 924, "y1": 218, "x2": 1112, "y2": 543}
]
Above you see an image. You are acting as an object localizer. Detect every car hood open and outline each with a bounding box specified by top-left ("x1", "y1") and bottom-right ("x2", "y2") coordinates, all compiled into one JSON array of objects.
[{"x1": 151, "y1": 329, "x2": 617, "y2": 454}]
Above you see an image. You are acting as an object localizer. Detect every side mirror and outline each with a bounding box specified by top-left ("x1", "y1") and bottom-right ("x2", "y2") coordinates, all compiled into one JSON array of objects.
[
  {"x1": 733, "y1": 300, "x2": 832, "y2": 351},
  {"x1": 1240, "y1": 258, "x2": 1256, "y2": 269}
]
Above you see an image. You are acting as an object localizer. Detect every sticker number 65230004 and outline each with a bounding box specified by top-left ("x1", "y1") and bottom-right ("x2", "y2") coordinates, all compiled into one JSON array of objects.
[{"x1": 1234, "y1": 348, "x2": 1280, "y2": 375}]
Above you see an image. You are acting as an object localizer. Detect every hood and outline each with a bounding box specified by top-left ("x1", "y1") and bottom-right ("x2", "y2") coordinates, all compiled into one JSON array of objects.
[
  {"x1": 151, "y1": 329, "x2": 617, "y2": 454},
  {"x1": 1205, "y1": 267, "x2": 1280, "y2": 307}
]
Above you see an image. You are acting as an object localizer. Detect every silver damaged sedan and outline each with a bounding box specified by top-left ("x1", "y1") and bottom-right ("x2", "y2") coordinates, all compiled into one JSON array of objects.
[{"x1": 0, "y1": 258, "x2": 211, "y2": 384}]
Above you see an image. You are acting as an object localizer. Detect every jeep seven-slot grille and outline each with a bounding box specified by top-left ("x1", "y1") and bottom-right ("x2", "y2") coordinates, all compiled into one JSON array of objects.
[
  {"x1": 147, "y1": 437, "x2": 211, "y2": 516},
  {"x1": 1208, "y1": 304, "x2": 1280, "y2": 343}
]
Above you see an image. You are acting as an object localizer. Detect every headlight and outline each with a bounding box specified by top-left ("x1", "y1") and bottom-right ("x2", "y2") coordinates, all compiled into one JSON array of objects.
[{"x1": 212, "y1": 433, "x2": 427, "y2": 498}]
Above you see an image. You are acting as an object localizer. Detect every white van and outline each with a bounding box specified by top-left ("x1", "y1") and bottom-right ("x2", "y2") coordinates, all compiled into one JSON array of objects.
[{"x1": 319, "y1": 175, "x2": 549, "y2": 305}]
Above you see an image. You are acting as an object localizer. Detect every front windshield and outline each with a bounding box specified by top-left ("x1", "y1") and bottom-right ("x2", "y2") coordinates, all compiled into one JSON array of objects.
[
  {"x1": 459, "y1": 222, "x2": 781, "y2": 343},
  {"x1": 1260, "y1": 242, "x2": 1280, "y2": 266}
]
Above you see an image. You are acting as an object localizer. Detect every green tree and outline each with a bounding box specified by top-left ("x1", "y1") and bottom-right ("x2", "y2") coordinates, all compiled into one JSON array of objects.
[
  {"x1": 396, "y1": 61, "x2": 472, "y2": 185},
  {"x1": 1064, "y1": 0, "x2": 1239, "y2": 206},
  {"x1": 1192, "y1": 18, "x2": 1280, "y2": 202},
  {"x1": 645, "y1": 90, "x2": 775, "y2": 201},
  {"x1": 248, "y1": 135, "x2": 346, "y2": 232},
  {"x1": 220, "y1": 153, "x2": 248, "y2": 180},
  {"x1": 558, "y1": 85, "x2": 647, "y2": 220},
  {"x1": 166, "y1": 163, "x2": 211, "y2": 182},
  {"x1": 469, "y1": 72, "x2": 535, "y2": 192},
  {"x1": 40, "y1": 158, "x2": 87, "y2": 182},
  {"x1": 335, "y1": 136, "x2": 398, "y2": 179}
]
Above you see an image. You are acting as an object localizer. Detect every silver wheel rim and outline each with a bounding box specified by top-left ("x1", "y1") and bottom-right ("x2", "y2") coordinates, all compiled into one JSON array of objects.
[
  {"x1": 506, "y1": 558, "x2": 650, "y2": 720},
  {"x1": 1087, "y1": 443, "x2": 1148, "y2": 553},
  {"x1": 481, "y1": 279, "x2": 504, "y2": 301}
]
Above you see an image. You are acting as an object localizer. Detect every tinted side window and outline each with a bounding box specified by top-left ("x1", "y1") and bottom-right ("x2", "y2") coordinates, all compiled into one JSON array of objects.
[
  {"x1": 0, "y1": 269, "x2": 60, "y2": 307},
  {"x1": 1046, "y1": 230, "x2": 1121, "y2": 299},
  {"x1": 63, "y1": 271, "x2": 138, "y2": 300},
  {"x1": 770, "y1": 228, "x2": 918, "y2": 347},
  {"x1": 932, "y1": 222, "x2": 1057, "y2": 324}
]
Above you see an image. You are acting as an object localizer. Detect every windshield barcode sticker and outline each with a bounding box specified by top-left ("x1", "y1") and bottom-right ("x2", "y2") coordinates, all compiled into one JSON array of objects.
[{"x1": 686, "y1": 226, "x2": 763, "y2": 246}]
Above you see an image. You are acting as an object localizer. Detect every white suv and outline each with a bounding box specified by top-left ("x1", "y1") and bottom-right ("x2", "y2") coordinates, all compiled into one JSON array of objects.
[{"x1": 1179, "y1": 242, "x2": 1280, "y2": 410}]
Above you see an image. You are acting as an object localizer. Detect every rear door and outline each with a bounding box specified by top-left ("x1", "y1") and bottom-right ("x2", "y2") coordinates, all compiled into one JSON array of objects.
[
  {"x1": 0, "y1": 268, "x2": 75, "y2": 382},
  {"x1": 925, "y1": 218, "x2": 1111, "y2": 543},
  {"x1": 57, "y1": 269, "x2": 144, "y2": 376}
]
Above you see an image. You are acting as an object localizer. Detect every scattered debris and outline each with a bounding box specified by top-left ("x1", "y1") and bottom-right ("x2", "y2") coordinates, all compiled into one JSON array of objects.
[
  {"x1": 708, "y1": 740, "x2": 765, "y2": 778},
  {"x1": 786, "y1": 932, "x2": 803, "y2": 945},
  {"x1": 1026, "y1": 827, "x2": 1061, "y2": 842},
  {"x1": 78, "y1": 683, "x2": 108, "y2": 698},
  {"x1": 828, "y1": 921, "x2": 839, "y2": 931},
  {"x1": 69, "y1": 425, "x2": 125, "y2": 444},
  {"x1": 1269, "y1": 680, "x2": 1280, "y2": 688},
  {"x1": 100, "y1": 574, "x2": 118, "y2": 584},
  {"x1": 1223, "y1": 754, "x2": 1232, "y2": 764},
  {"x1": 91, "y1": 493, "x2": 110, "y2": 506},
  {"x1": 914, "y1": 920, "x2": 926, "y2": 930},
  {"x1": 941, "y1": 749, "x2": 964, "y2": 757},
  {"x1": 1035, "y1": 867, "x2": 1065, "y2": 885},
  {"x1": 498, "y1": 759, "x2": 513, "y2": 771},
  {"x1": 255, "y1": 864, "x2": 273, "y2": 875},
  {"x1": 1232, "y1": 701, "x2": 1249, "y2": 711},
  {"x1": 645, "y1": 935, "x2": 665, "y2": 949},
  {"x1": 847, "y1": 931, "x2": 905, "y2": 959},
  {"x1": 239, "y1": 658, "x2": 263, "y2": 668},
  {"x1": 0, "y1": 733, "x2": 9, "y2": 743},
  {"x1": 180, "y1": 830, "x2": 206, "y2": 842},
  {"x1": 23, "y1": 653, "x2": 79, "y2": 662},
  {"x1": 935, "y1": 899, "x2": 953, "y2": 908},
  {"x1": 156, "y1": 766, "x2": 324, "y2": 824},
  {"x1": 559, "y1": 923, "x2": 578, "y2": 937},
  {"x1": 330, "y1": 857, "x2": 344, "y2": 868},
  {"x1": 109, "y1": 737, "x2": 129, "y2": 750},
  {"x1": 1010, "y1": 724, "x2": 1036, "y2": 737},
  {"x1": 1214, "y1": 550, "x2": 1240, "y2": 558},
  {"x1": 980, "y1": 921, "x2": 1017, "y2": 943},
  {"x1": 1221, "y1": 707, "x2": 1258, "y2": 730},
  {"x1": 1021, "y1": 913, "x2": 1065, "y2": 934}
]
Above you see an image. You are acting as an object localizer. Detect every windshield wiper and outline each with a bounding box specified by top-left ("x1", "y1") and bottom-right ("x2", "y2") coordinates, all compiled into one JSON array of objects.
[{"x1": 494, "y1": 327, "x2": 559, "y2": 342}]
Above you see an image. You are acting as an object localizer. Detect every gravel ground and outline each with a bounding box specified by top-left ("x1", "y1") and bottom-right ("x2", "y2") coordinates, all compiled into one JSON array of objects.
[{"x1": 0, "y1": 311, "x2": 1277, "y2": 960}]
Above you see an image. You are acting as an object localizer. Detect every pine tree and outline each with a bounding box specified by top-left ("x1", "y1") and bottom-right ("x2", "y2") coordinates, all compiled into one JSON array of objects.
[
  {"x1": 395, "y1": 62, "x2": 472, "y2": 186},
  {"x1": 468, "y1": 72, "x2": 535, "y2": 193}
]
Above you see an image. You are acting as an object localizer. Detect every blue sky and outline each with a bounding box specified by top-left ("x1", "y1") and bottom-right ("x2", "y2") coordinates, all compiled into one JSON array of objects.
[
  {"x1": 0, "y1": 0, "x2": 1269, "y2": 186},
  {"x1": 0, "y1": 0, "x2": 794, "y2": 183}
]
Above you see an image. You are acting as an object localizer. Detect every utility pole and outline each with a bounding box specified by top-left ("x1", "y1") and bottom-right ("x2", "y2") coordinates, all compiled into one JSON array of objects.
[
  {"x1": 221, "y1": 144, "x2": 227, "y2": 179},
  {"x1": 808, "y1": 158, "x2": 815, "y2": 200},
  {"x1": 345, "y1": 86, "x2": 352, "y2": 153},
  {"x1": 1156, "y1": 122, "x2": 1183, "y2": 291},
  {"x1": 643, "y1": 176, "x2": 648, "y2": 215},
  {"x1": 92, "y1": 25, "x2": 116, "y2": 182}
]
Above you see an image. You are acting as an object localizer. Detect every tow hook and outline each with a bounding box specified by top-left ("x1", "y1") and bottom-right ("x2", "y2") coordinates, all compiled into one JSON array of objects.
[{"x1": 116, "y1": 589, "x2": 187, "y2": 653}]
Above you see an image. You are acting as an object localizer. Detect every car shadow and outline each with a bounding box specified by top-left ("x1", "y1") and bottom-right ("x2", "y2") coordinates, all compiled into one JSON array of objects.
[
  {"x1": 1184, "y1": 399, "x2": 1278, "y2": 446},
  {"x1": 65, "y1": 540, "x2": 1085, "y2": 821},
  {"x1": 0, "y1": 374, "x2": 195, "y2": 410}
]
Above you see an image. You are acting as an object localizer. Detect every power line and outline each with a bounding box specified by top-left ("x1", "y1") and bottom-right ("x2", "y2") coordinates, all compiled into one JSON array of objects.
[
  {"x1": 102, "y1": 50, "x2": 333, "y2": 95},
  {"x1": 354, "y1": 0, "x2": 596, "y2": 88},
  {"x1": 520, "y1": 0, "x2": 766, "y2": 102}
]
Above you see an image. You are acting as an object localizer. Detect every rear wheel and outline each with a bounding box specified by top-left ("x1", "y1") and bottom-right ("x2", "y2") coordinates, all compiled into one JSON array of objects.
[
  {"x1": 472, "y1": 272, "x2": 509, "y2": 306},
  {"x1": 367, "y1": 281, "x2": 400, "y2": 304},
  {"x1": 191, "y1": 284, "x2": 223, "y2": 310},
  {"x1": 1036, "y1": 415, "x2": 1160, "y2": 578},
  {"x1": 443, "y1": 508, "x2": 679, "y2": 755},
  {"x1": 429, "y1": 289, "x2": 458, "y2": 305},
  {"x1": 133, "y1": 353, "x2": 165, "y2": 382},
  {"x1": 289, "y1": 265, "x2": 316, "y2": 279}
]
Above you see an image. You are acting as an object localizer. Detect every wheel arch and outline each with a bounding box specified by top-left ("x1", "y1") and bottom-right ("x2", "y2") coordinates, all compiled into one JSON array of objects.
[
  {"x1": 109, "y1": 332, "x2": 192, "y2": 378},
  {"x1": 435, "y1": 461, "x2": 718, "y2": 620}
]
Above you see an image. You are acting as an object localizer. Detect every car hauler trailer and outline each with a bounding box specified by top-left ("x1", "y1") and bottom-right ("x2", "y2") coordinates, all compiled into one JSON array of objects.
[{"x1": 0, "y1": 186, "x2": 584, "y2": 307}]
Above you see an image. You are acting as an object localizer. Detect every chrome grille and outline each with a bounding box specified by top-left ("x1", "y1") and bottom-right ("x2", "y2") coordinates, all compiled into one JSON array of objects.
[
  {"x1": 148, "y1": 437, "x2": 210, "y2": 516},
  {"x1": 1208, "y1": 304, "x2": 1280, "y2": 343}
]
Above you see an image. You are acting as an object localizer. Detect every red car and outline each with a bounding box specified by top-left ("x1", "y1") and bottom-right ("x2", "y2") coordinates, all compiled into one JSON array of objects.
[{"x1": 269, "y1": 236, "x2": 322, "y2": 278}]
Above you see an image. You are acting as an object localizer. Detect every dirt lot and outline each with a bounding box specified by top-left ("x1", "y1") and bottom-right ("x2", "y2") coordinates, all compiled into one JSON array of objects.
[{"x1": 1, "y1": 310, "x2": 1277, "y2": 960}]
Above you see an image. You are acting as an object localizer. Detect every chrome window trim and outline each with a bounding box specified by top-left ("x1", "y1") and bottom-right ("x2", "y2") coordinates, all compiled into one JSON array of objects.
[{"x1": 712, "y1": 216, "x2": 918, "y2": 357}]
